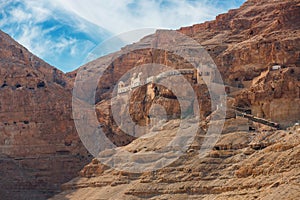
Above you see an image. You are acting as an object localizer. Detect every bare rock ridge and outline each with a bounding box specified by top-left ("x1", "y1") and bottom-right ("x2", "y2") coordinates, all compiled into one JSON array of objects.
[
  {"x1": 52, "y1": 0, "x2": 300, "y2": 199},
  {"x1": 0, "y1": 30, "x2": 91, "y2": 199},
  {"x1": 52, "y1": 126, "x2": 300, "y2": 200},
  {"x1": 178, "y1": 0, "x2": 300, "y2": 128},
  {"x1": 69, "y1": 0, "x2": 300, "y2": 146}
]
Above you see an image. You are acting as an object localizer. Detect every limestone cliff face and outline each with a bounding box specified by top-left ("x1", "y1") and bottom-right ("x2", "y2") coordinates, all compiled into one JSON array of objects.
[
  {"x1": 235, "y1": 67, "x2": 300, "y2": 127},
  {"x1": 69, "y1": 0, "x2": 300, "y2": 144},
  {"x1": 73, "y1": 46, "x2": 213, "y2": 146},
  {"x1": 1, "y1": 0, "x2": 298, "y2": 199},
  {"x1": 180, "y1": 0, "x2": 300, "y2": 82},
  {"x1": 51, "y1": 124, "x2": 300, "y2": 200},
  {"x1": 53, "y1": 0, "x2": 300, "y2": 199},
  {"x1": 0, "y1": 30, "x2": 91, "y2": 199},
  {"x1": 179, "y1": 0, "x2": 300, "y2": 127}
]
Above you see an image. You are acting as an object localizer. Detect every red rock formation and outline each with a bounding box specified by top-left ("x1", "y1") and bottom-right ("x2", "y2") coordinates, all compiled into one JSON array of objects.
[
  {"x1": 178, "y1": 0, "x2": 300, "y2": 127},
  {"x1": 0, "y1": 30, "x2": 91, "y2": 199},
  {"x1": 235, "y1": 66, "x2": 300, "y2": 128},
  {"x1": 180, "y1": 0, "x2": 300, "y2": 82},
  {"x1": 52, "y1": 0, "x2": 300, "y2": 199},
  {"x1": 72, "y1": 0, "x2": 300, "y2": 143},
  {"x1": 51, "y1": 125, "x2": 300, "y2": 200},
  {"x1": 1, "y1": 0, "x2": 299, "y2": 199}
]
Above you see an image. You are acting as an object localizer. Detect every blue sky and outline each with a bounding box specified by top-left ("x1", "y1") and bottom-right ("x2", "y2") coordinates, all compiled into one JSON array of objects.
[{"x1": 0, "y1": 0, "x2": 245, "y2": 72}]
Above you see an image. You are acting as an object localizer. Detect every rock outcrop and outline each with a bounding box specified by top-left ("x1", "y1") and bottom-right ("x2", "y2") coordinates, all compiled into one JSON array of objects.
[
  {"x1": 51, "y1": 0, "x2": 300, "y2": 199},
  {"x1": 51, "y1": 124, "x2": 300, "y2": 200},
  {"x1": 235, "y1": 66, "x2": 300, "y2": 128},
  {"x1": 180, "y1": 0, "x2": 300, "y2": 82},
  {"x1": 1, "y1": 0, "x2": 299, "y2": 199},
  {"x1": 68, "y1": 0, "x2": 300, "y2": 143},
  {"x1": 0, "y1": 30, "x2": 91, "y2": 199},
  {"x1": 179, "y1": 0, "x2": 300, "y2": 128}
]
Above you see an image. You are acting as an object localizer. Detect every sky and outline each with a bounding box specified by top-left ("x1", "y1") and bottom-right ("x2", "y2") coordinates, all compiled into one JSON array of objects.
[{"x1": 0, "y1": 0, "x2": 245, "y2": 72}]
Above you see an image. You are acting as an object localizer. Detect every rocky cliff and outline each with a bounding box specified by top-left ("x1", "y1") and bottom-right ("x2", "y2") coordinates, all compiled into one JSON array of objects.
[
  {"x1": 52, "y1": 0, "x2": 300, "y2": 199},
  {"x1": 179, "y1": 0, "x2": 300, "y2": 127},
  {"x1": 0, "y1": 30, "x2": 91, "y2": 199},
  {"x1": 68, "y1": 0, "x2": 300, "y2": 147},
  {"x1": 51, "y1": 124, "x2": 300, "y2": 200}
]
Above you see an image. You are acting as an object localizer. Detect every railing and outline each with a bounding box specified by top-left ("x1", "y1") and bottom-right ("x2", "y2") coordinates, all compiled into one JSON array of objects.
[{"x1": 234, "y1": 109, "x2": 280, "y2": 129}]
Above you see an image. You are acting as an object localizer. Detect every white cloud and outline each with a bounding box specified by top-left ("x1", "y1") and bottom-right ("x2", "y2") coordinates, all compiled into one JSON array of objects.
[
  {"x1": 15, "y1": 25, "x2": 72, "y2": 59},
  {"x1": 10, "y1": 8, "x2": 32, "y2": 22},
  {"x1": 0, "y1": 0, "x2": 245, "y2": 71},
  {"x1": 50, "y1": 0, "x2": 243, "y2": 35},
  {"x1": 0, "y1": 0, "x2": 102, "y2": 70},
  {"x1": 17, "y1": 26, "x2": 42, "y2": 53}
]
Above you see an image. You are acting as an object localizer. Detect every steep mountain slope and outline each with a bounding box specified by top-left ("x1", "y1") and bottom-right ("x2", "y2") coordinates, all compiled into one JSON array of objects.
[
  {"x1": 52, "y1": 0, "x2": 300, "y2": 199},
  {"x1": 179, "y1": 0, "x2": 300, "y2": 127},
  {"x1": 0, "y1": 30, "x2": 91, "y2": 199},
  {"x1": 68, "y1": 0, "x2": 299, "y2": 146},
  {"x1": 52, "y1": 125, "x2": 300, "y2": 200}
]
